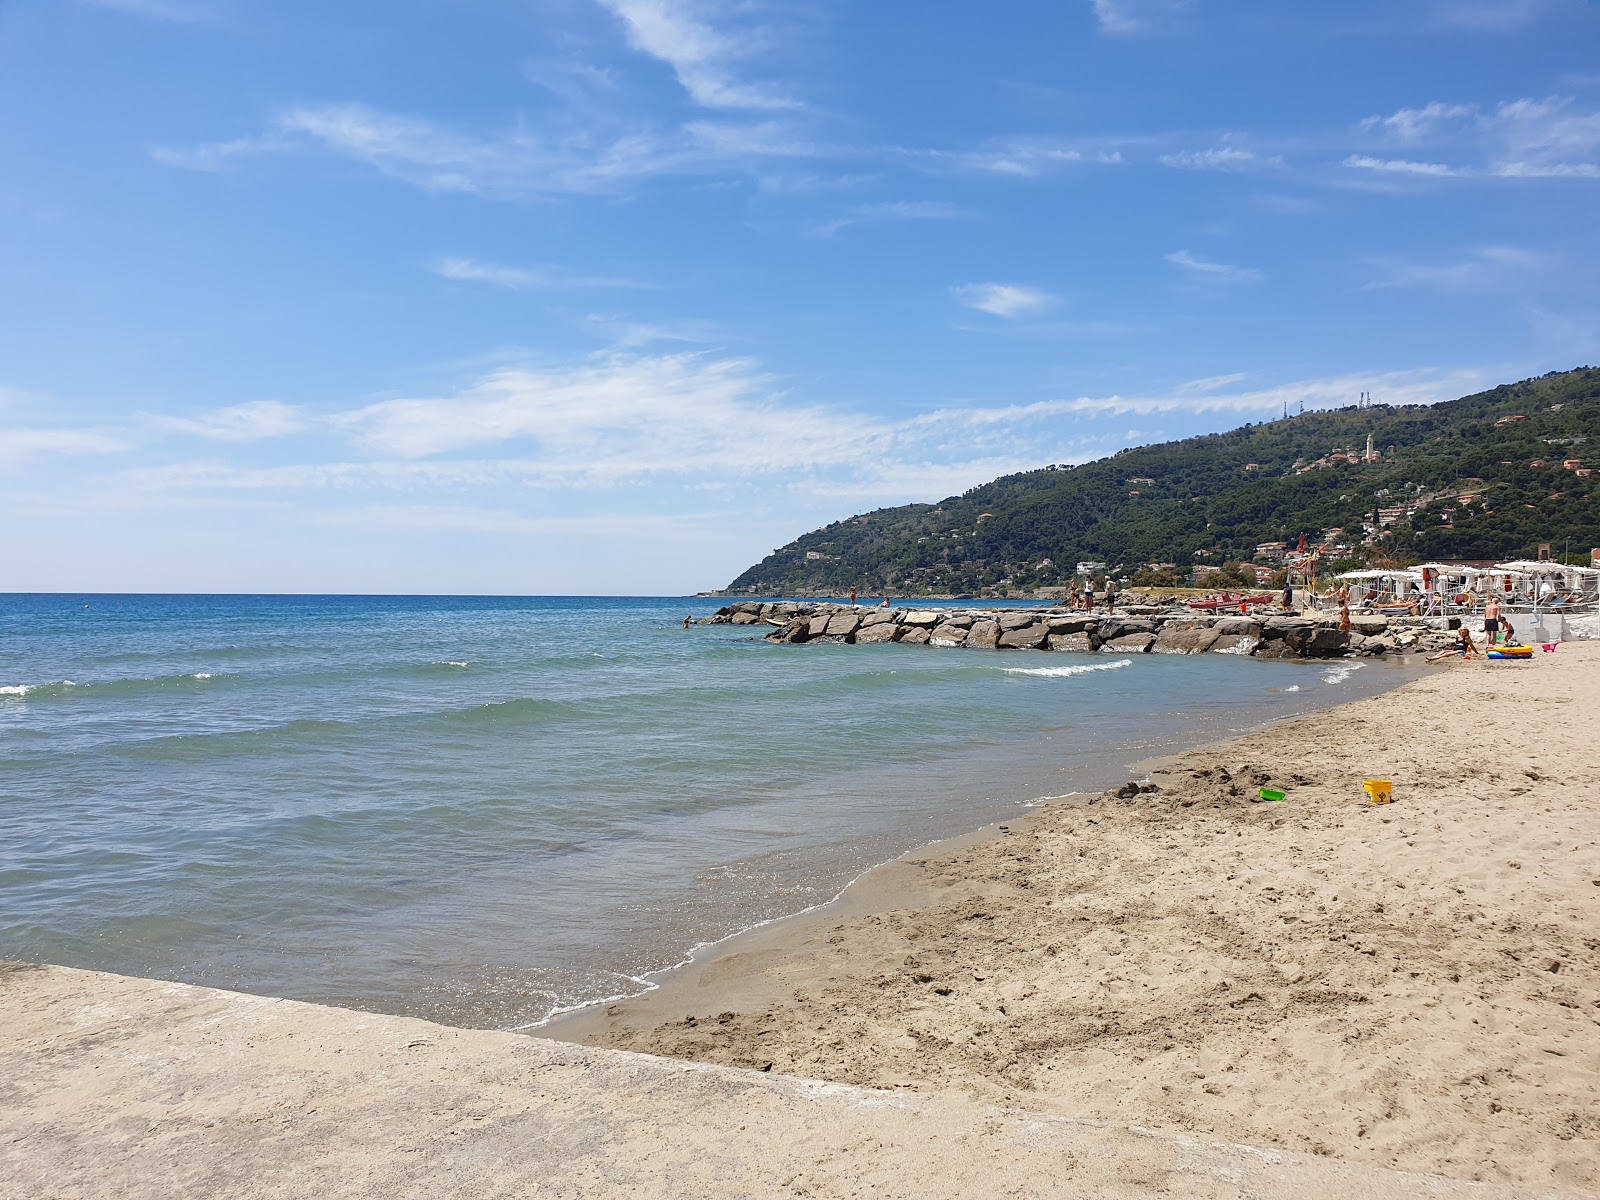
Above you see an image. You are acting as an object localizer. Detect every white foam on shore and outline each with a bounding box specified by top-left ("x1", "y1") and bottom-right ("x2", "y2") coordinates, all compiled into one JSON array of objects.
[
  {"x1": 1322, "y1": 662, "x2": 1363, "y2": 685},
  {"x1": 1003, "y1": 658, "x2": 1133, "y2": 678}
]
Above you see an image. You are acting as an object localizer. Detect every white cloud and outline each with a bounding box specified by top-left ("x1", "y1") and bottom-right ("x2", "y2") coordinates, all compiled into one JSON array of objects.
[
  {"x1": 1359, "y1": 102, "x2": 1474, "y2": 143},
  {"x1": 432, "y1": 257, "x2": 651, "y2": 291},
  {"x1": 1056, "y1": 368, "x2": 1486, "y2": 416},
  {"x1": 154, "y1": 102, "x2": 822, "y2": 197},
  {"x1": 155, "y1": 401, "x2": 306, "y2": 442},
  {"x1": 1090, "y1": 0, "x2": 1187, "y2": 35},
  {"x1": 1158, "y1": 147, "x2": 1274, "y2": 172},
  {"x1": 1435, "y1": 0, "x2": 1561, "y2": 31},
  {"x1": 1351, "y1": 96, "x2": 1600, "y2": 181},
  {"x1": 1363, "y1": 245, "x2": 1550, "y2": 291},
  {"x1": 81, "y1": 0, "x2": 211, "y2": 21},
  {"x1": 0, "y1": 428, "x2": 130, "y2": 465},
  {"x1": 809, "y1": 200, "x2": 963, "y2": 238},
  {"x1": 1343, "y1": 154, "x2": 1463, "y2": 177},
  {"x1": 1164, "y1": 249, "x2": 1263, "y2": 283},
  {"x1": 918, "y1": 136, "x2": 1131, "y2": 177},
  {"x1": 952, "y1": 283, "x2": 1057, "y2": 319},
  {"x1": 596, "y1": 0, "x2": 798, "y2": 111}
]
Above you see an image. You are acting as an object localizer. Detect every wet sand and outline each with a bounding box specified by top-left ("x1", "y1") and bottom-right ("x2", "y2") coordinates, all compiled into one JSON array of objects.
[{"x1": 553, "y1": 642, "x2": 1600, "y2": 1191}]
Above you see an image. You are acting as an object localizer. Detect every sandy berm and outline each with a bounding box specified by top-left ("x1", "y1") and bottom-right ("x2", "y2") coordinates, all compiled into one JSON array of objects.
[{"x1": 557, "y1": 641, "x2": 1600, "y2": 1191}]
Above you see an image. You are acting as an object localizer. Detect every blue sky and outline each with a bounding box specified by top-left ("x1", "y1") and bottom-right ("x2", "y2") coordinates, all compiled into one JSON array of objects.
[{"x1": 3, "y1": 0, "x2": 1598, "y2": 593}]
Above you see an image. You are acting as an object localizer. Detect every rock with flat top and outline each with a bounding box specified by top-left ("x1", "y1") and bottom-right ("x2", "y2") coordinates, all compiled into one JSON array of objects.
[
  {"x1": 998, "y1": 623, "x2": 1049, "y2": 649},
  {"x1": 900, "y1": 611, "x2": 943, "y2": 627},
  {"x1": 1102, "y1": 633, "x2": 1155, "y2": 653},
  {"x1": 965, "y1": 619, "x2": 1000, "y2": 649},
  {"x1": 853, "y1": 622, "x2": 900, "y2": 644},
  {"x1": 929, "y1": 624, "x2": 969, "y2": 647},
  {"x1": 825, "y1": 613, "x2": 862, "y2": 638}
]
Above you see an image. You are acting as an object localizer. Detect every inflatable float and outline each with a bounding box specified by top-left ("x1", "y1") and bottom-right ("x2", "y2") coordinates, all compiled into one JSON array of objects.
[{"x1": 1486, "y1": 644, "x2": 1533, "y2": 660}]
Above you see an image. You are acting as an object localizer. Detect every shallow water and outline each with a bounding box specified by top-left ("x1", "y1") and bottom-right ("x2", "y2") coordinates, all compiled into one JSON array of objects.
[{"x1": 1, "y1": 594, "x2": 1419, "y2": 1028}]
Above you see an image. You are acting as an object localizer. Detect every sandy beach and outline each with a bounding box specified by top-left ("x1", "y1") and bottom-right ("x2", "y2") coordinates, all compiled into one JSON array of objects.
[{"x1": 556, "y1": 642, "x2": 1600, "y2": 1191}]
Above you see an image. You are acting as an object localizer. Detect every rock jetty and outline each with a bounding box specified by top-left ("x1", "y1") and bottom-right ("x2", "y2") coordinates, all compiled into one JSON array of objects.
[{"x1": 698, "y1": 600, "x2": 1457, "y2": 659}]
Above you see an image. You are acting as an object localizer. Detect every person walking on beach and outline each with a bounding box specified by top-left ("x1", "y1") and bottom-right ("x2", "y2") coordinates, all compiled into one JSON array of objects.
[{"x1": 1484, "y1": 595, "x2": 1502, "y2": 647}]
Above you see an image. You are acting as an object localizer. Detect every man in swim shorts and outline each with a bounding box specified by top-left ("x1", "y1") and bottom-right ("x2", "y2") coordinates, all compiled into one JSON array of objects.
[{"x1": 1483, "y1": 596, "x2": 1501, "y2": 647}]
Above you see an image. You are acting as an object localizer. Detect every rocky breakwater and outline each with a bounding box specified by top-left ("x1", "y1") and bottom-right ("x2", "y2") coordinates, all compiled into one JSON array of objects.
[{"x1": 699, "y1": 602, "x2": 1452, "y2": 660}]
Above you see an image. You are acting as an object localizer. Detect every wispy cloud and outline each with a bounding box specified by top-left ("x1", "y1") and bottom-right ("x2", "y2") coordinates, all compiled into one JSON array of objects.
[
  {"x1": 918, "y1": 136, "x2": 1129, "y2": 177},
  {"x1": 1362, "y1": 244, "x2": 1550, "y2": 292},
  {"x1": 1164, "y1": 249, "x2": 1263, "y2": 283},
  {"x1": 596, "y1": 0, "x2": 798, "y2": 111},
  {"x1": 153, "y1": 102, "x2": 822, "y2": 197},
  {"x1": 1158, "y1": 147, "x2": 1277, "y2": 172},
  {"x1": 1343, "y1": 154, "x2": 1463, "y2": 177},
  {"x1": 154, "y1": 401, "x2": 306, "y2": 442},
  {"x1": 81, "y1": 0, "x2": 212, "y2": 22},
  {"x1": 432, "y1": 257, "x2": 652, "y2": 291},
  {"x1": 0, "y1": 427, "x2": 131, "y2": 465},
  {"x1": 952, "y1": 283, "x2": 1057, "y2": 319},
  {"x1": 1351, "y1": 95, "x2": 1600, "y2": 181},
  {"x1": 1434, "y1": 0, "x2": 1563, "y2": 32},
  {"x1": 1359, "y1": 102, "x2": 1475, "y2": 144},
  {"x1": 1056, "y1": 368, "x2": 1485, "y2": 416},
  {"x1": 1090, "y1": 0, "x2": 1188, "y2": 35},
  {"x1": 809, "y1": 200, "x2": 963, "y2": 238}
]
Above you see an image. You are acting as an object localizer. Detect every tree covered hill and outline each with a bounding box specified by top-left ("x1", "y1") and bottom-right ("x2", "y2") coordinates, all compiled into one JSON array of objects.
[{"x1": 722, "y1": 368, "x2": 1600, "y2": 597}]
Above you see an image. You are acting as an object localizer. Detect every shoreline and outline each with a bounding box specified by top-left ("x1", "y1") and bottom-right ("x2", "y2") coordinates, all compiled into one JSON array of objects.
[
  {"x1": 535, "y1": 656, "x2": 1421, "y2": 1034},
  {"x1": 549, "y1": 644, "x2": 1600, "y2": 1190}
]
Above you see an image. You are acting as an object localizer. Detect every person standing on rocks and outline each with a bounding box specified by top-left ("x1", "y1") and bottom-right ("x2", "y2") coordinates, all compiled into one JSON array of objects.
[{"x1": 849, "y1": 584, "x2": 858, "y2": 607}]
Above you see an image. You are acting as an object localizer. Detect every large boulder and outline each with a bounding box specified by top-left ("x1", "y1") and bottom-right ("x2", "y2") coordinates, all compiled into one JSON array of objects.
[
  {"x1": 1048, "y1": 633, "x2": 1094, "y2": 653},
  {"x1": 1209, "y1": 633, "x2": 1259, "y2": 655},
  {"x1": 899, "y1": 626, "x2": 931, "y2": 645},
  {"x1": 1102, "y1": 632, "x2": 1156, "y2": 653},
  {"x1": 730, "y1": 611, "x2": 760, "y2": 625},
  {"x1": 998, "y1": 622, "x2": 1049, "y2": 649},
  {"x1": 1262, "y1": 616, "x2": 1314, "y2": 640},
  {"x1": 1350, "y1": 615, "x2": 1389, "y2": 636},
  {"x1": 854, "y1": 622, "x2": 901, "y2": 644},
  {"x1": 939, "y1": 613, "x2": 975, "y2": 629},
  {"x1": 1099, "y1": 618, "x2": 1153, "y2": 642},
  {"x1": 807, "y1": 614, "x2": 833, "y2": 638},
  {"x1": 778, "y1": 618, "x2": 811, "y2": 644},
  {"x1": 1154, "y1": 625, "x2": 1221, "y2": 654},
  {"x1": 825, "y1": 612, "x2": 862, "y2": 638},
  {"x1": 1047, "y1": 615, "x2": 1098, "y2": 634},
  {"x1": 1213, "y1": 616, "x2": 1260, "y2": 637},
  {"x1": 929, "y1": 623, "x2": 969, "y2": 647},
  {"x1": 900, "y1": 611, "x2": 943, "y2": 627},
  {"x1": 999, "y1": 612, "x2": 1040, "y2": 631},
  {"x1": 858, "y1": 609, "x2": 894, "y2": 627},
  {"x1": 966, "y1": 619, "x2": 1000, "y2": 649}
]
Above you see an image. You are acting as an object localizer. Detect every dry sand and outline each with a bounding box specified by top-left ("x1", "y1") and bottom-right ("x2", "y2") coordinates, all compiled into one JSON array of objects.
[{"x1": 557, "y1": 642, "x2": 1600, "y2": 1191}]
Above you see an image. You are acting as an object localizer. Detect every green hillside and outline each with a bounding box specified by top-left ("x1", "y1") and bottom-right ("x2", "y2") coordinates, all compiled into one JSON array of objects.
[{"x1": 723, "y1": 368, "x2": 1600, "y2": 597}]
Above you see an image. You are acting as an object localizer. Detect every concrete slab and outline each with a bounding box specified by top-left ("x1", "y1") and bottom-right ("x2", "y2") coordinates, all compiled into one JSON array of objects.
[{"x1": 1, "y1": 963, "x2": 1581, "y2": 1199}]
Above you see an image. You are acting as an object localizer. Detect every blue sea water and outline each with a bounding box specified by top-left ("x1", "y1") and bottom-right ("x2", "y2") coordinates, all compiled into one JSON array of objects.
[{"x1": 1, "y1": 593, "x2": 1418, "y2": 1029}]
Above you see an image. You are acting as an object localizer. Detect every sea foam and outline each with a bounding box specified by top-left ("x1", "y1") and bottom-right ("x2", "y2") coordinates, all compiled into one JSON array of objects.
[{"x1": 1003, "y1": 658, "x2": 1133, "y2": 678}]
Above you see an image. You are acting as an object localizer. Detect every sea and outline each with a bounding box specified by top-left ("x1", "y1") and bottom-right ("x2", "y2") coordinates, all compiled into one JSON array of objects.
[{"x1": 1, "y1": 593, "x2": 1419, "y2": 1030}]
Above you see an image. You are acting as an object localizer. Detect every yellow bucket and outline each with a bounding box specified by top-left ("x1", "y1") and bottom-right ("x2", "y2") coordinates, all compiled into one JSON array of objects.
[{"x1": 1363, "y1": 779, "x2": 1393, "y2": 805}]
